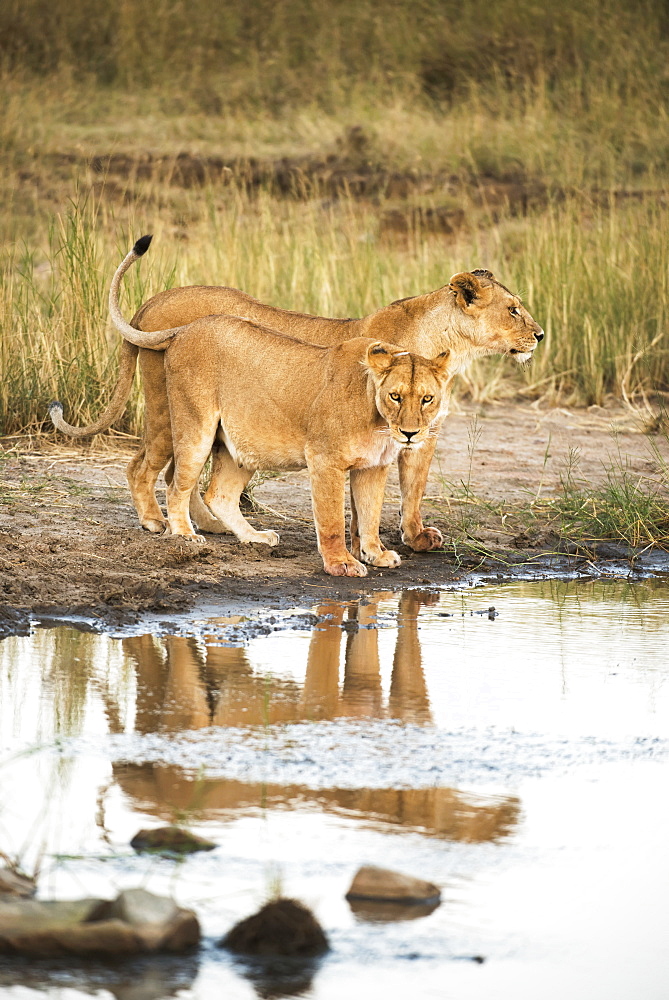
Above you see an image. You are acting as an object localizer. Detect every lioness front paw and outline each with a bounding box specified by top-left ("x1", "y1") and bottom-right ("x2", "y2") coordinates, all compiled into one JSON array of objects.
[
  {"x1": 163, "y1": 528, "x2": 206, "y2": 544},
  {"x1": 363, "y1": 548, "x2": 402, "y2": 569},
  {"x1": 324, "y1": 556, "x2": 368, "y2": 578},
  {"x1": 246, "y1": 529, "x2": 280, "y2": 546},
  {"x1": 173, "y1": 532, "x2": 206, "y2": 545},
  {"x1": 404, "y1": 526, "x2": 443, "y2": 551},
  {"x1": 141, "y1": 517, "x2": 168, "y2": 534}
]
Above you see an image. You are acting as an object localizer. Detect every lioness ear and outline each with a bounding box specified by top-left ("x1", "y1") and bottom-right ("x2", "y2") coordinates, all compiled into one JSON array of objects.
[
  {"x1": 470, "y1": 268, "x2": 495, "y2": 280},
  {"x1": 364, "y1": 341, "x2": 409, "y2": 373},
  {"x1": 430, "y1": 349, "x2": 453, "y2": 379},
  {"x1": 449, "y1": 271, "x2": 486, "y2": 309}
]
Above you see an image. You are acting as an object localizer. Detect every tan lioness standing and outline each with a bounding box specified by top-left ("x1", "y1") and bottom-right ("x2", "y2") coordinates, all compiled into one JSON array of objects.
[
  {"x1": 102, "y1": 243, "x2": 455, "y2": 577},
  {"x1": 50, "y1": 238, "x2": 544, "y2": 549}
]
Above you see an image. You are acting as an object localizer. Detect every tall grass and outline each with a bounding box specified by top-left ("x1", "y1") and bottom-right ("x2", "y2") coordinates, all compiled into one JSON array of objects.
[
  {"x1": 2, "y1": 190, "x2": 668, "y2": 437},
  {"x1": 2, "y1": 0, "x2": 668, "y2": 199},
  {"x1": 1, "y1": 0, "x2": 668, "y2": 435},
  {"x1": 554, "y1": 473, "x2": 669, "y2": 551},
  {"x1": 0, "y1": 200, "x2": 152, "y2": 435},
  {"x1": 470, "y1": 198, "x2": 669, "y2": 405}
]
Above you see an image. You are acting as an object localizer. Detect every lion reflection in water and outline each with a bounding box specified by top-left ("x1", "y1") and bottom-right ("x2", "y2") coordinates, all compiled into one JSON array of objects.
[{"x1": 113, "y1": 591, "x2": 519, "y2": 843}]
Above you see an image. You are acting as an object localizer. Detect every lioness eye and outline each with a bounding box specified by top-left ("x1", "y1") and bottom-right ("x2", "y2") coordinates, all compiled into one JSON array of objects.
[
  {"x1": 422, "y1": 395, "x2": 434, "y2": 404},
  {"x1": 389, "y1": 392, "x2": 401, "y2": 402},
  {"x1": 509, "y1": 306, "x2": 520, "y2": 316}
]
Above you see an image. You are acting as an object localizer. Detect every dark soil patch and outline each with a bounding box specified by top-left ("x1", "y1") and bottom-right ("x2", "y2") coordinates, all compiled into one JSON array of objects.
[
  {"x1": 0, "y1": 447, "x2": 549, "y2": 634},
  {"x1": 41, "y1": 135, "x2": 553, "y2": 214}
]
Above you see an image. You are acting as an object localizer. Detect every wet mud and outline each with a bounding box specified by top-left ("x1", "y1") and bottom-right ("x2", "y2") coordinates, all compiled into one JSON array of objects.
[
  {"x1": 2, "y1": 402, "x2": 669, "y2": 636},
  {"x1": 2, "y1": 491, "x2": 665, "y2": 639}
]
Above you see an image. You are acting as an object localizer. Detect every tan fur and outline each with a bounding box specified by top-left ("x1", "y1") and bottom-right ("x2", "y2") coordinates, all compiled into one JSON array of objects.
[
  {"x1": 51, "y1": 244, "x2": 544, "y2": 549},
  {"x1": 116, "y1": 302, "x2": 455, "y2": 576}
]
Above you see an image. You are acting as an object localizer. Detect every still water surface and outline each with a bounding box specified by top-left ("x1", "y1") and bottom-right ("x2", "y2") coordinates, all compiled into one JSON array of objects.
[{"x1": 1, "y1": 578, "x2": 668, "y2": 1000}]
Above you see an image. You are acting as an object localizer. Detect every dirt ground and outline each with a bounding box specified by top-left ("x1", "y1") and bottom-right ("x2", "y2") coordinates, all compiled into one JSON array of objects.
[{"x1": 1, "y1": 401, "x2": 667, "y2": 633}]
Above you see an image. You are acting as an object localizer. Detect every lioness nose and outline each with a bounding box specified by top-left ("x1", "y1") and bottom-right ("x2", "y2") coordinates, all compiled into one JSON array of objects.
[
  {"x1": 534, "y1": 329, "x2": 544, "y2": 342},
  {"x1": 401, "y1": 430, "x2": 418, "y2": 441}
]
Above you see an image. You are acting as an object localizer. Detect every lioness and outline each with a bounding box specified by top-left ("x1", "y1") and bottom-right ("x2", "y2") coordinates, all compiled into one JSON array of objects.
[
  {"x1": 50, "y1": 238, "x2": 543, "y2": 549},
  {"x1": 102, "y1": 244, "x2": 455, "y2": 577}
]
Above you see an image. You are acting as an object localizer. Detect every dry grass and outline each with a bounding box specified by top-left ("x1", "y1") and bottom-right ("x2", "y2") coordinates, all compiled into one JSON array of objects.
[{"x1": 2, "y1": 189, "x2": 668, "y2": 436}]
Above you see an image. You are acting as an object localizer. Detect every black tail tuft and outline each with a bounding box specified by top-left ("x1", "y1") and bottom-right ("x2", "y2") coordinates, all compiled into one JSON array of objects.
[
  {"x1": 48, "y1": 401, "x2": 63, "y2": 413},
  {"x1": 133, "y1": 234, "x2": 153, "y2": 257}
]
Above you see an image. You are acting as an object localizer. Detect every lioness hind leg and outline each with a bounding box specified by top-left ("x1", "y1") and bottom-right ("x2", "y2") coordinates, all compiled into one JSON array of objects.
[
  {"x1": 127, "y1": 442, "x2": 169, "y2": 533},
  {"x1": 204, "y1": 444, "x2": 279, "y2": 546},
  {"x1": 350, "y1": 466, "x2": 401, "y2": 569},
  {"x1": 164, "y1": 459, "x2": 227, "y2": 535},
  {"x1": 167, "y1": 422, "x2": 220, "y2": 540},
  {"x1": 190, "y1": 487, "x2": 227, "y2": 533},
  {"x1": 127, "y1": 350, "x2": 177, "y2": 533}
]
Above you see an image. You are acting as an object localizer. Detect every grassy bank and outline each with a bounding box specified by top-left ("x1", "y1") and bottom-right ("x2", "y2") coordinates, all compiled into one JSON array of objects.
[{"x1": 430, "y1": 476, "x2": 669, "y2": 562}]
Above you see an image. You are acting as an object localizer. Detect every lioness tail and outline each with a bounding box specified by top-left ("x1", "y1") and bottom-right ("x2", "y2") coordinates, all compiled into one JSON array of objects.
[
  {"x1": 48, "y1": 235, "x2": 157, "y2": 437},
  {"x1": 48, "y1": 339, "x2": 139, "y2": 437},
  {"x1": 48, "y1": 235, "x2": 161, "y2": 437},
  {"x1": 109, "y1": 235, "x2": 183, "y2": 350},
  {"x1": 133, "y1": 234, "x2": 153, "y2": 256}
]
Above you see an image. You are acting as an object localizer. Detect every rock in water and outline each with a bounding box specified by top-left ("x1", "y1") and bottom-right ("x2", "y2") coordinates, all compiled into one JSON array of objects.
[
  {"x1": 88, "y1": 888, "x2": 200, "y2": 952},
  {"x1": 220, "y1": 898, "x2": 328, "y2": 958},
  {"x1": 0, "y1": 890, "x2": 200, "y2": 957},
  {"x1": 345, "y1": 865, "x2": 441, "y2": 904},
  {"x1": 130, "y1": 827, "x2": 216, "y2": 855}
]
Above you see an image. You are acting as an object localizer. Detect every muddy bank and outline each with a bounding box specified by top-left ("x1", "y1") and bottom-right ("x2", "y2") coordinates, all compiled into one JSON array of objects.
[
  {"x1": 41, "y1": 137, "x2": 550, "y2": 212},
  {"x1": 0, "y1": 509, "x2": 505, "y2": 638},
  {"x1": 1, "y1": 402, "x2": 668, "y2": 634},
  {"x1": 25, "y1": 134, "x2": 667, "y2": 231}
]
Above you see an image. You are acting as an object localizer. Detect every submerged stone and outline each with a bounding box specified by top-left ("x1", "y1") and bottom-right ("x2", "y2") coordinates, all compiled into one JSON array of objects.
[
  {"x1": 220, "y1": 898, "x2": 329, "y2": 958},
  {"x1": 130, "y1": 826, "x2": 217, "y2": 855},
  {"x1": 347, "y1": 896, "x2": 441, "y2": 922},
  {"x1": 345, "y1": 865, "x2": 441, "y2": 904},
  {"x1": 0, "y1": 890, "x2": 200, "y2": 957}
]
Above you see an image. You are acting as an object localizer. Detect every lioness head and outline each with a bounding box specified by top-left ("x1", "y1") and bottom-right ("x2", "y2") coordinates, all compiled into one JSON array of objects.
[
  {"x1": 364, "y1": 341, "x2": 453, "y2": 447},
  {"x1": 449, "y1": 269, "x2": 544, "y2": 363}
]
